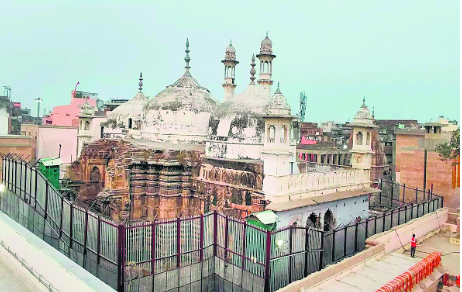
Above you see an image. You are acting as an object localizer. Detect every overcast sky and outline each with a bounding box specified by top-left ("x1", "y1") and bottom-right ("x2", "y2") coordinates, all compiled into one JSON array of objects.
[{"x1": 0, "y1": 0, "x2": 459, "y2": 124}]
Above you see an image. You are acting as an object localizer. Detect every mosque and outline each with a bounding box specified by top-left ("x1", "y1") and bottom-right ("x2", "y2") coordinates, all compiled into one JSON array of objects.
[{"x1": 69, "y1": 34, "x2": 379, "y2": 230}]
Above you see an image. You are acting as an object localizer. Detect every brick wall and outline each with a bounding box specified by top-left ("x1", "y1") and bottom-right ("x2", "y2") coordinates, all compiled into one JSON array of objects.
[
  {"x1": 395, "y1": 133, "x2": 459, "y2": 207},
  {"x1": 0, "y1": 136, "x2": 35, "y2": 178}
]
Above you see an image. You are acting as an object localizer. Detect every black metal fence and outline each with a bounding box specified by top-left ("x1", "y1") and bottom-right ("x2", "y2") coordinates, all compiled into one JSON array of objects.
[{"x1": 0, "y1": 154, "x2": 444, "y2": 292}]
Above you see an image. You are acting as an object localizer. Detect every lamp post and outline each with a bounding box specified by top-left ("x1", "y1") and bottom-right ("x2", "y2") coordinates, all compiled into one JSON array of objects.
[
  {"x1": 35, "y1": 97, "x2": 43, "y2": 118},
  {"x1": 3, "y1": 86, "x2": 11, "y2": 99}
]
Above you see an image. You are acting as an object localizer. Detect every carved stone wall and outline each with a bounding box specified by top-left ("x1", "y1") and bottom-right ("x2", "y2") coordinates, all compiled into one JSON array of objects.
[{"x1": 193, "y1": 158, "x2": 265, "y2": 218}]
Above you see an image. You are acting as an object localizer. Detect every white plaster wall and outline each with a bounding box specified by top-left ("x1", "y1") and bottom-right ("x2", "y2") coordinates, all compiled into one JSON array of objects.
[
  {"x1": 206, "y1": 141, "x2": 263, "y2": 160},
  {"x1": 263, "y1": 169, "x2": 370, "y2": 202},
  {"x1": 275, "y1": 194, "x2": 370, "y2": 228},
  {"x1": 37, "y1": 127, "x2": 78, "y2": 164},
  {"x1": 90, "y1": 117, "x2": 107, "y2": 142},
  {"x1": 142, "y1": 110, "x2": 211, "y2": 143},
  {"x1": 366, "y1": 208, "x2": 448, "y2": 254},
  {"x1": 0, "y1": 107, "x2": 8, "y2": 135}
]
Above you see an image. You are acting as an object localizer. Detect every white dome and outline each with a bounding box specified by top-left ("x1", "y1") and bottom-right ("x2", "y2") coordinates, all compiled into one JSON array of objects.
[
  {"x1": 107, "y1": 91, "x2": 148, "y2": 130},
  {"x1": 142, "y1": 71, "x2": 219, "y2": 144},
  {"x1": 210, "y1": 84, "x2": 268, "y2": 140}
]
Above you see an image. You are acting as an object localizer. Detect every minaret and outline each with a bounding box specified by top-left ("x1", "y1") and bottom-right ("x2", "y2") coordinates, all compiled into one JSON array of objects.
[
  {"x1": 250, "y1": 54, "x2": 256, "y2": 85},
  {"x1": 256, "y1": 32, "x2": 276, "y2": 98},
  {"x1": 184, "y1": 38, "x2": 191, "y2": 75},
  {"x1": 138, "y1": 72, "x2": 143, "y2": 92},
  {"x1": 222, "y1": 40, "x2": 239, "y2": 102},
  {"x1": 350, "y1": 98, "x2": 377, "y2": 171}
]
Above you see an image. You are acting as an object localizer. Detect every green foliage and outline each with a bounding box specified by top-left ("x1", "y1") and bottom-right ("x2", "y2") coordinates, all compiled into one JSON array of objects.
[{"x1": 435, "y1": 128, "x2": 460, "y2": 165}]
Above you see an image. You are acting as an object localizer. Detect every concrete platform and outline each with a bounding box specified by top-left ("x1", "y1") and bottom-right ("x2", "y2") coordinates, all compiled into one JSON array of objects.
[
  {"x1": 306, "y1": 252, "x2": 421, "y2": 292},
  {"x1": 0, "y1": 211, "x2": 115, "y2": 292}
]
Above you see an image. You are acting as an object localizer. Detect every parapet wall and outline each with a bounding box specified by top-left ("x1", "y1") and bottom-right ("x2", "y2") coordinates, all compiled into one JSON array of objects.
[
  {"x1": 263, "y1": 168, "x2": 370, "y2": 201},
  {"x1": 366, "y1": 207, "x2": 448, "y2": 254}
]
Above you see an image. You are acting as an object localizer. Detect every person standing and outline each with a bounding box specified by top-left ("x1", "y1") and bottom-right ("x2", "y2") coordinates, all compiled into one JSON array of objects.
[{"x1": 410, "y1": 234, "x2": 417, "y2": 257}]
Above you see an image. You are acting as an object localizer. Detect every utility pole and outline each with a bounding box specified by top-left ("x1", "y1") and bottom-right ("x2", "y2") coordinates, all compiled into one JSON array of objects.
[
  {"x1": 35, "y1": 97, "x2": 43, "y2": 118},
  {"x1": 423, "y1": 148, "x2": 428, "y2": 193}
]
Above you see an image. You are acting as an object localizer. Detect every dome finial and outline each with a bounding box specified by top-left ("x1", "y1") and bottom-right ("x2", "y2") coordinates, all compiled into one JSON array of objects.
[
  {"x1": 138, "y1": 72, "x2": 143, "y2": 92},
  {"x1": 372, "y1": 106, "x2": 375, "y2": 118},
  {"x1": 250, "y1": 54, "x2": 256, "y2": 84},
  {"x1": 266, "y1": 31, "x2": 268, "y2": 37},
  {"x1": 361, "y1": 96, "x2": 367, "y2": 108},
  {"x1": 275, "y1": 81, "x2": 282, "y2": 94},
  {"x1": 184, "y1": 38, "x2": 191, "y2": 72},
  {"x1": 230, "y1": 39, "x2": 232, "y2": 46}
]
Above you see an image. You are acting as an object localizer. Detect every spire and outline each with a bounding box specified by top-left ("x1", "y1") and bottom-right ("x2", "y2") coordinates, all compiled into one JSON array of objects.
[
  {"x1": 275, "y1": 82, "x2": 282, "y2": 94},
  {"x1": 361, "y1": 96, "x2": 367, "y2": 108},
  {"x1": 266, "y1": 31, "x2": 268, "y2": 37},
  {"x1": 138, "y1": 72, "x2": 143, "y2": 92},
  {"x1": 250, "y1": 54, "x2": 256, "y2": 84},
  {"x1": 230, "y1": 39, "x2": 232, "y2": 46},
  {"x1": 372, "y1": 106, "x2": 375, "y2": 119},
  {"x1": 184, "y1": 38, "x2": 191, "y2": 72}
]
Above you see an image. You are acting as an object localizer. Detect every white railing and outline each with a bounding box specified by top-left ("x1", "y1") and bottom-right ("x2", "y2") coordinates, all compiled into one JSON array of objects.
[{"x1": 263, "y1": 169, "x2": 370, "y2": 197}]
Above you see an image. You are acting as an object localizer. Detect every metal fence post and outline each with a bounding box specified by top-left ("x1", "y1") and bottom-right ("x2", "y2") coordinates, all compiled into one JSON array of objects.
[
  {"x1": 83, "y1": 210, "x2": 89, "y2": 269},
  {"x1": 416, "y1": 188, "x2": 419, "y2": 203},
  {"x1": 176, "y1": 217, "x2": 181, "y2": 268},
  {"x1": 318, "y1": 231, "x2": 324, "y2": 271},
  {"x1": 200, "y1": 214, "x2": 204, "y2": 262},
  {"x1": 29, "y1": 165, "x2": 33, "y2": 205},
  {"x1": 402, "y1": 183, "x2": 406, "y2": 203},
  {"x1": 70, "y1": 204, "x2": 74, "y2": 249},
  {"x1": 117, "y1": 224, "x2": 126, "y2": 292},
  {"x1": 97, "y1": 216, "x2": 101, "y2": 267},
  {"x1": 354, "y1": 223, "x2": 358, "y2": 252},
  {"x1": 264, "y1": 230, "x2": 272, "y2": 292},
  {"x1": 59, "y1": 196, "x2": 64, "y2": 239},
  {"x1": 224, "y1": 215, "x2": 229, "y2": 262},
  {"x1": 391, "y1": 182, "x2": 394, "y2": 204},
  {"x1": 332, "y1": 229, "x2": 336, "y2": 263},
  {"x1": 304, "y1": 228, "x2": 309, "y2": 277},
  {"x1": 431, "y1": 184, "x2": 433, "y2": 201},
  {"x1": 379, "y1": 180, "x2": 383, "y2": 205},
  {"x1": 34, "y1": 170, "x2": 38, "y2": 211},
  {"x1": 383, "y1": 214, "x2": 386, "y2": 232},
  {"x1": 213, "y1": 211, "x2": 218, "y2": 257},
  {"x1": 288, "y1": 226, "x2": 293, "y2": 284},
  {"x1": 390, "y1": 210, "x2": 393, "y2": 227},
  {"x1": 404, "y1": 205, "x2": 407, "y2": 223},
  {"x1": 365, "y1": 218, "x2": 369, "y2": 237},
  {"x1": 151, "y1": 221, "x2": 156, "y2": 279},
  {"x1": 44, "y1": 183, "x2": 49, "y2": 220},
  {"x1": 343, "y1": 227, "x2": 347, "y2": 258},
  {"x1": 242, "y1": 222, "x2": 247, "y2": 271}
]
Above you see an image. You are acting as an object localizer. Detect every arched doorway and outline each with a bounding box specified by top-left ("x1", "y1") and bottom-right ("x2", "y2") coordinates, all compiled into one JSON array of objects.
[
  {"x1": 128, "y1": 118, "x2": 133, "y2": 129},
  {"x1": 306, "y1": 212, "x2": 318, "y2": 229},
  {"x1": 324, "y1": 209, "x2": 334, "y2": 231},
  {"x1": 89, "y1": 166, "x2": 101, "y2": 182}
]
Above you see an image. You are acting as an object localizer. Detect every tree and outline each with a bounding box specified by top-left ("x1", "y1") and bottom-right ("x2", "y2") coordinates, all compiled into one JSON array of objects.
[{"x1": 435, "y1": 128, "x2": 460, "y2": 165}]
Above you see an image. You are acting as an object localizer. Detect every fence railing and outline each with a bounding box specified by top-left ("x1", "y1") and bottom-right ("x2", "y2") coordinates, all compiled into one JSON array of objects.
[{"x1": 0, "y1": 154, "x2": 444, "y2": 292}]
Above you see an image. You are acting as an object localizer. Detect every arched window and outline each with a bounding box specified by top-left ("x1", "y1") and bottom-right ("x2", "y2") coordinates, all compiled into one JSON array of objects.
[
  {"x1": 245, "y1": 191, "x2": 252, "y2": 206},
  {"x1": 84, "y1": 121, "x2": 90, "y2": 130},
  {"x1": 307, "y1": 213, "x2": 318, "y2": 228},
  {"x1": 280, "y1": 126, "x2": 287, "y2": 143},
  {"x1": 356, "y1": 131, "x2": 363, "y2": 145},
  {"x1": 324, "y1": 209, "x2": 334, "y2": 231},
  {"x1": 268, "y1": 125, "x2": 275, "y2": 143},
  {"x1": 366, "y1": 132, "x2": 370, "y2": 145},
  {"x1": 89, "y1": 166, "x2": 100, "y2": 182},
  {"x1": 128, "y1": 118, "x2": 133, "y2": 129}
]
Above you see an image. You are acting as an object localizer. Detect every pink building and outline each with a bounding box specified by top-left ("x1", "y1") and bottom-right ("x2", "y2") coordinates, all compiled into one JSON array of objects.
[{"x1": 43, "y1": 91, "x2": 97, "y2": 126}]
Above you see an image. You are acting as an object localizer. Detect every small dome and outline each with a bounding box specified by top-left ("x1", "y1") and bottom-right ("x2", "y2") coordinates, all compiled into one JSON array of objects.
[
  {"x1": 260, "y1": 32, "x2": 273, "y2": 54},
  {"x1": 351, "y1": 98, "x2": 375, "y2": 127},
  {"x1": 224, "y1": 41, "x2": 236, "y2": 61},
  {"x1": 266, "y1": 83, "x2": 291, "y2": 116},
  {"x1": 208, "y1": 84, "x2": 269, "y2": 143},
  {"x1": 107, "y1": 91, "x2": 149, "y2": 129}
]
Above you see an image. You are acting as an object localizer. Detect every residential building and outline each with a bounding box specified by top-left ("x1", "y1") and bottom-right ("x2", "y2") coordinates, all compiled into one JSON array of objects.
[{"x1": 42, "y1": 91, "x2": 98, "y2": 126}]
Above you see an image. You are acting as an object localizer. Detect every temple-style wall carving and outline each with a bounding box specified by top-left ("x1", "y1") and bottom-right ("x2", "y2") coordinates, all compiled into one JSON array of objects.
[{"x1": 193, "y1": 158, "x2": 265, "y2": 218}]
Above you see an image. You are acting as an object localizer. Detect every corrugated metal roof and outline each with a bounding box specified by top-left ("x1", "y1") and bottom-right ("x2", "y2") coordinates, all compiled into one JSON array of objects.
[
  {"x1": 40, "y1": 158, "x2": 63, "y2": 166},
  {"x1": 267, "y1": 187, "x2": 381, "y2": 212},
  {"x1": 247, "y1": 210, "x2": 280, "y2": 224}
]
